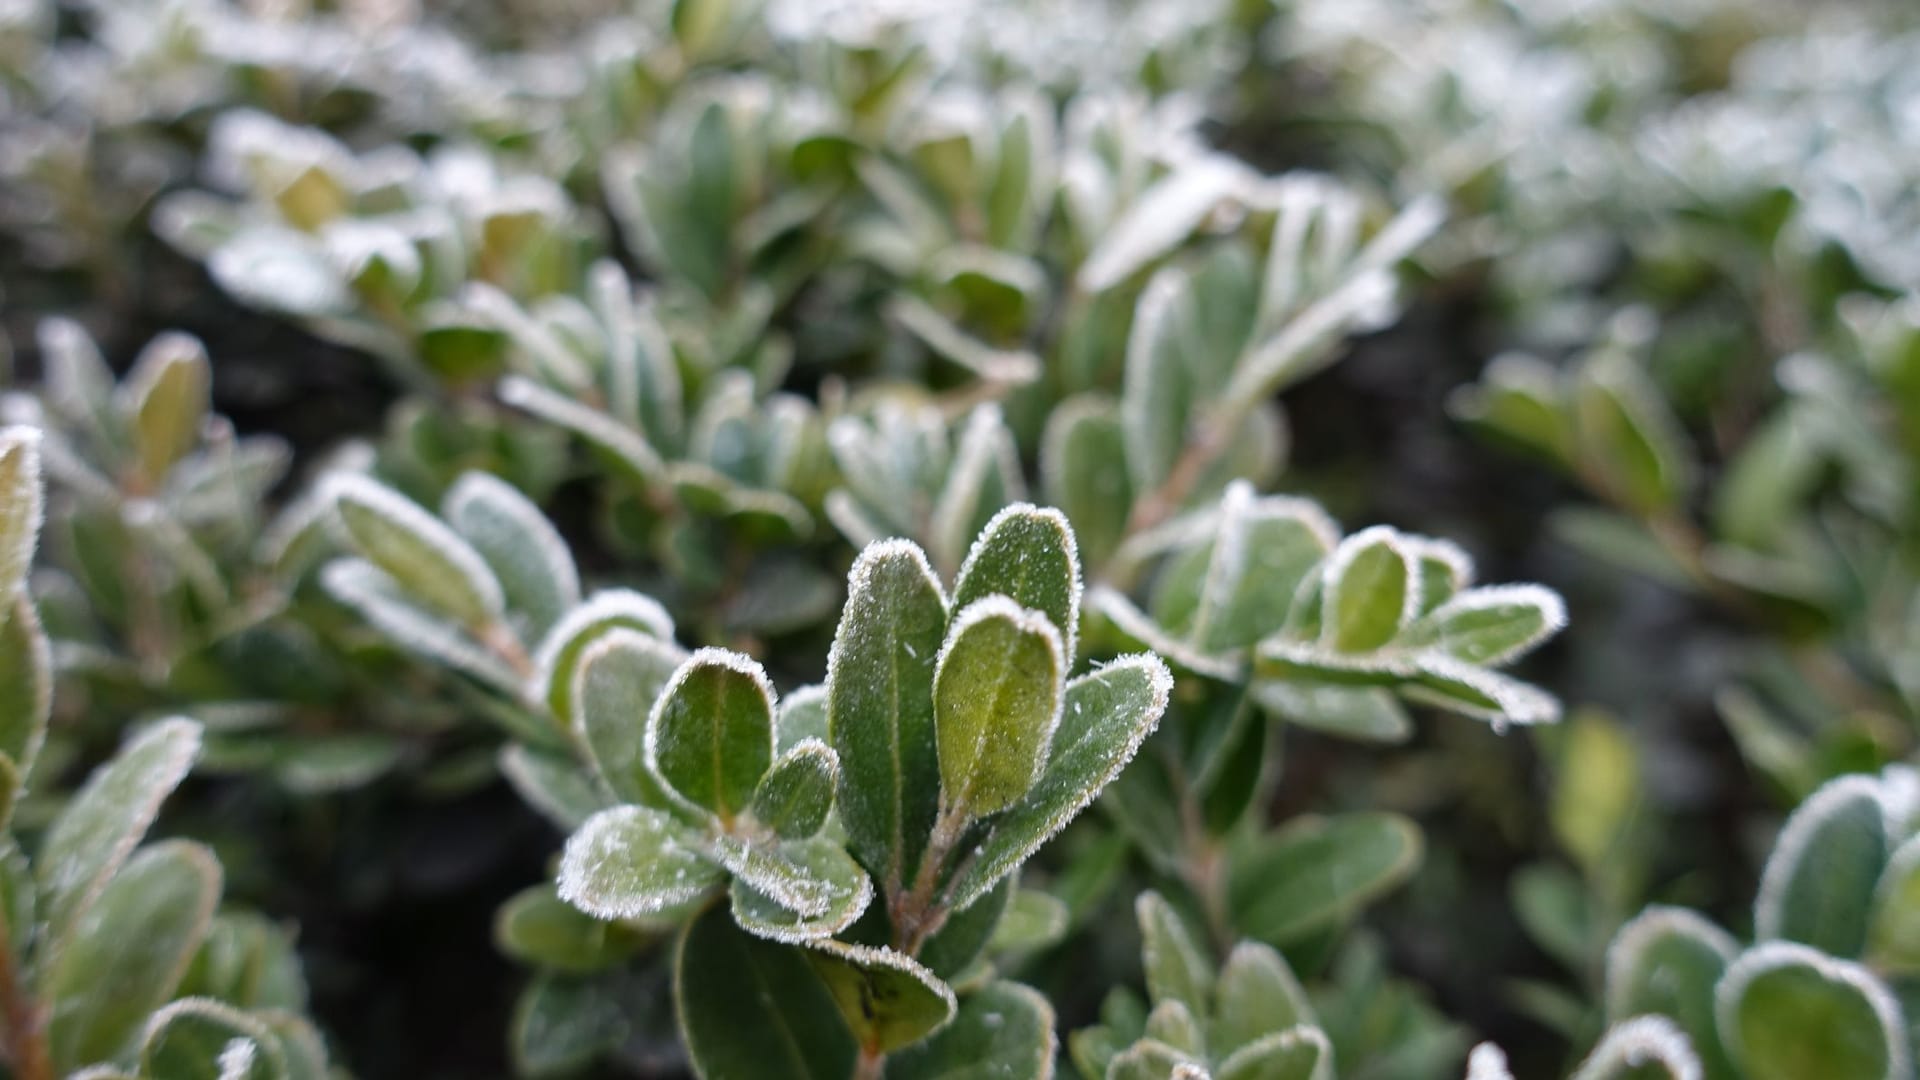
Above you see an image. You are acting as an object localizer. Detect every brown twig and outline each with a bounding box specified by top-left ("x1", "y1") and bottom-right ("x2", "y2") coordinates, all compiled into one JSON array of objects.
[{"x1": 0, "y1": 910, "x2": 51, "y2": 1080}]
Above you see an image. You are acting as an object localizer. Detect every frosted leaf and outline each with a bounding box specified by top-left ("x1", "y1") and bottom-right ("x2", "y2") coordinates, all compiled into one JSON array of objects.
[{"x1": 557, "y1": 805, "x2": 722, "y2": 919}]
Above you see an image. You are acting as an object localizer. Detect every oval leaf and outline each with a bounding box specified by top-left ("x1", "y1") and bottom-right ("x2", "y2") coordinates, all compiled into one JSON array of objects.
[
  {"x1": 827, "y1": 540, "x2": 948, "y2": 894},
  {"x1": 946, "y1": 654, "x2": 1172, "y2": 910},
  {"x1": 647, "y1": 648, "x2": 777, "y2": 823},
  {"x1": 934, "y1": 596, "x2": 1066, "y2": 820},
  {"x1": 325, "y1": 473, "x2": 504, "y2": 627},
  {"x1": 557, "y1": 805, "x2": 723, "y2": 920}
]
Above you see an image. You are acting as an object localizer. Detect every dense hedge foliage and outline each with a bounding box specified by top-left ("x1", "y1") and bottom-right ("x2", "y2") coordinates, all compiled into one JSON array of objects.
[{"x1": 1, "y1": 0, "x2": 1918, "y2": 1077}]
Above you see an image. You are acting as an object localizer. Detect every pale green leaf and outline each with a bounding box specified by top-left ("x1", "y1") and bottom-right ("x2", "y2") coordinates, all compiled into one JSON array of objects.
[
  {"x1": 443, "y1": 471, "x2": 581, "y2": 640},
  {"x1": 47, "y1": 841, "x2": 222, "y2": 1073},
  {"x1": 532, "y1": 588, "x2": 677, "y2": 723},
  {"x1": 325, "y1": 473, "x2": 504, "y2": 627},
  {"x1": 935, "y1": 596, "x2": 1066, "y2": 819},
  {"x1": 556, "y1": 805, "x2": 722, "y2": 920},
  {"x1": 1137, "y1": 890, "x2": 1213, "y2": 1014},
  {"x1": 1319, "y1": 526, "x2": 1416, "y2": 654},
  {"x1": 38, "y1": 717, "x2": 202, "y2": 945},
  {"x1": 118, "y1": 333, "x2": 210, "y2": 488},
  {"x1": 573, "y1": 627, "x2": 686, "y2": 809},
  {"x1": 1716, "y1": 943, "x2": 1906, "y2": 1080},
  {"x1": 495, "y1": 884, "x2": 641, "y2": 974},
  {"x1": 946, "y1": 654, "x2": 1172, "y2": 909},
  {"x1": 750, "y1": 739, "x2": 839, "y2": 840},
  {"x1": 0, "y1": 426, "x2": 43, "y2": 610},
  {"x1": 1213, "y1": 942, "x2": 1315, "y2": 1059},
  {"x1": 1403, "y1": 586, "x2": 1566, "y2": 667}
]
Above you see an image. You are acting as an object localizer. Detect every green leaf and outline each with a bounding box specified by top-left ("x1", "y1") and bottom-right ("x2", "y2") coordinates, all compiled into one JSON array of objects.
[
  {"x1": 573, "y1": 627, "x2": 686, "y2": 808},
  {"x1": 1604, "y1": 907, "x2": 1736, "y2": 1080},
  {"x1": 1403, "y1": 585, "x2": 1566, "y2": 666},
  {"x1": 1867, "y1": 834, "x2": 1920, "y2": 972},
  {"x1": 512, "y1": 974, "x2": 629, "y2": 1078},
  {"x1": 176, "y1": 912, "x2": 308, "y2": 1012},
  {"x1": 828, "y1": 540, "x2": 949, "y2": 893},
  {"x1": 1250, "y1": 681, "x2": 1410, "y2": 744},
  {"x1": 47, "y1": 841, "x2": 222, "y2": 1073},
  {"x1": 1106, "y1": 1038, "x2": 1203, "y2": 1080},
  {"x1": 934, "y1": 596, "x2": 1066, "y2": 819},
  {"x1": 750, "y1": 740, "x2": 839, "y2": 840},
  {"x1": 888, "y1": 980, "x2": 1057, "y2": 1079},
  {"x1": 1712, "y1": 409, "x2": 1823, "y2": 550},
  {"x1": 920, "y1": 876, "x2": 1013, "y2": 979},
  {"x1": 1122, "y1": 269, "x2": 1198, "y2": 496},
  {"x1": 495, "y1": 884, "x2": 642, "y2": 974},
  {"x1": 1080, "y1": 159, "x2": 1245, "y2": 292},
  {"x1": 533, "y1": 588, "x2": 678, "y2": 723},
  {"x1": 556, "y1": 805, "x2": 723, "y2": 920},
  {"x1": 499, "y1": 745, "x2": 612, "y2": 831},
  {"x1": 1569, "y1": 1016, "x2": 1703, "y2": 1080},
  {"x1": 1320, "y1": 527, "x2": 1417, "y2": 653},
  {"x1": 990, "y1": 887, "x2": 1069, "y2": 954},
  {"x1": 648, "y1": 648, "x2": 777, "y2": 823},
  {"x1": 325, "y1": 473, "x2": 504, "y2": 627},
  {"x1": 1401, "y1": 655, "x2": 1562, "y2": 728},
  {"x1": 953, "y1": 504, "x2": 1083, "y2": 662},
  {"x1": 256, "y1": 1012, "x2": 329, "y2": 1080},
  {"x1": 803, "y1": 938, "x2": 956, "y2": 1055},
  {"x1": 1754, "y1": 774, "x2": 1890, "y2": 957},
  {"x1": 319, "y1": 560, "x2": 517, "y2": 693},
  {"x1": 0, "y1": 595, "x2": 51, "y2": 786},
  {"x1": 1450, "y1": 353, "x2": 1574, "y2": 466},
  {"x1": 140, "y1": 998, "x2": 284, "y2": 1080},
  {"x1": 0, "y1": 426, "x2": 43, "y2": 610},
  {"x1": 928, "y1": 405, "x2": 1026, "y2": 575},
  {"x1": 119, "y1": 333, "x2": 210, "y2": 487},
  {"x1": 1183, "y1": 486, "x2": 1338, "y2": 652},
  {"x1": 498, "y1": 375, "x2": 667, "y2": 490},
  {"x1": 1041, "y1": 396, "x2": 1134, "y2": 571},
  {"x1": 443, "y1": 471, "x2": 581, "y2": 640},
  {"x1": 1214, "y1": 942, "x2": 1315, "y2": 1059},
  {"x1": 676, "y1": 903, "x2": 856, "y2": 1079},
  {"x1": 1137, "y1": 891, "x2": 1213, "y2": 1014},
  {"x1": 1228, "y1": 813, "x2": 1423, "y2": 945},
  {"x1": 1550, "y1": 711, "x2": 1640, "y2": 877},
  {"x1": 714, "y1": 834, "x2": 873, "y2": 935},
  {"x1": 1145, "y1": 1000, "x2": 1205, "y2": 1056},
  {"x1": 1717, "y1": 944, "x2": 1906, "y2": 1080},
  {"x1": 946, "y1": 654, "x2": 1172, "y2": 909},
  {"x1": 1217, "y1": 1026, "x2": 1331, "y2": 1080},
  {"x1": 1573, "y1": 350, "x2": 1693, "y2": 516},
  {"x1": 38, "y1": 717, "x2": 202, "y2": 945},
  {"x1": 777, "y1": 685, "x2": 830, "y2": 754}
]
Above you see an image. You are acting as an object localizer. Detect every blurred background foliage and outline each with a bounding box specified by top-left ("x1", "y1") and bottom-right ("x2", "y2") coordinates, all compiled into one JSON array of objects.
[{"x1": 2, "y1": 0, "x2": 1919, "y2": 1076}]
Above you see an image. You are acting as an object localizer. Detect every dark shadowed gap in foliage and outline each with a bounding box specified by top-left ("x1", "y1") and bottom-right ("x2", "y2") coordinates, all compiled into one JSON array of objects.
[
  {"x1": 278, "y1": 778, "x2": 558, "y2": 1079},
  {"x1": 3, "y1": 238, "x2": 397, "y2": 467}
]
